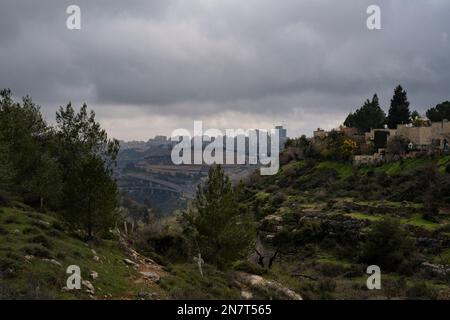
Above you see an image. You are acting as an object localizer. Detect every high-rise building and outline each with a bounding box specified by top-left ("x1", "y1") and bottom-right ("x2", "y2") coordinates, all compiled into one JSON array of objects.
[{"x1": 276, "y1": 125, "x2": 288, "y2": 149}]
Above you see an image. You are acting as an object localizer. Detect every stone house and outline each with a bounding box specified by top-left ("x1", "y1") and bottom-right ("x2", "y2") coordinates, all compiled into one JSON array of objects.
[
  {"x1": 353, "y1": 119, "x2": 450, "y2": 165},
  {"x1": 364, "y1": 120, "x2": 450, "y2": 152}
]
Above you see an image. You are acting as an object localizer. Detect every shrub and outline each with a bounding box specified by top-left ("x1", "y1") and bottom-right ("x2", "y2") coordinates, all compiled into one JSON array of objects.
[
  {"x1": 0, "y1": 225, "x2": 8, "y2": 235},
  {"x1": 22, "y1": 227, "x2": 40, "y2": 235},
  {"x1": 19, "y1": 272, "x2": 58, "y2": 300},
  {"x1": 0, "y1": 281, "x2": 19, "y2": 299},
  {"x1": 28, "y1": 234, "x2": 53, "y2": 249},
  {"x1": 56, "y1": 252, "x2": 66, "y2": 261},
  {"x1": 317, "y1": 262, "x2": 347, "y2": 277},
  {"x1": 51, "y1": 221, "x2": 65, "y2": 232},
  {"x1": 270, "y1": 192, "x2": 287, "y2": 207},
  {"x1": 360, "y1": 216, "x2": 415, "y2": 272},
  {"x1": 46, "y1": 229, "x2": 62, "y2": 238},
  {"x1": 30, "y1": 219, "x2": 50, "y2": 230},
  {"x1": 3, "y1": 215, "x2": 19, "y2": 224},
  {"x1": 23, "y1": 244, "x2": 52, "y2": 258},
  {"x1": 0, "y1": 257, "x2": 20, "y2": 278},
  {"x1": 145, "y1": 234, "x2": 188, "y2": 264},
  {"x1": 232, "y1": 260, "x2": 267, "y2": 276},
  {"x1": 383, "y1": 277, "x2": 407, "y2": 299},
  {"x1": 318, "y1": 278, "x2": 337, "y2": 293},
  {"x1": 25, "y1": 212, "x2": 43, "y2": 220},
  {"x1": 0, "y1": 190, "x2": 12, "y2": 206},
  {"x1": 446, "y1": 164, "x2": 450, "y2": 174},
  {"x1": 406, "y1": 282, "x2": 438, "y2": 300}
]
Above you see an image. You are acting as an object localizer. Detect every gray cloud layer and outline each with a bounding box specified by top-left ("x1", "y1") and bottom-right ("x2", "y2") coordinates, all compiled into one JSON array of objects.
[{"x1": 1, "y1": 0, "x2": 449, "y2": 140}]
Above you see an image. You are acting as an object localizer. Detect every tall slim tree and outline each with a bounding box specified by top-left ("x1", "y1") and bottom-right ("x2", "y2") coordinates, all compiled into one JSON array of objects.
[
  {"x1": 56, "y1": 103, "x2": 120, "y2": 238},
  {"x1": 387, "y1": 85, "x2": 411, "y2": 129}
]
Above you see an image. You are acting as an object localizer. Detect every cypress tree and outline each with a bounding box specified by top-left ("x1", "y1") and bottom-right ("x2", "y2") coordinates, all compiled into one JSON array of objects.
[{"x1": 387, "y1": 85, "x2": 411, "y2": 129}]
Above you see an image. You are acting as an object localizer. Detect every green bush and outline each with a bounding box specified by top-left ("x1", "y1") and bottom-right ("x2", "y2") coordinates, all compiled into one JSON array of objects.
[
  {"x1": 3, "y1": 215, "x2": 19, "y2": 224},
  {"x1": 232, "y1": 260, "x2": 267, "y2": 276},
  {"x1": 22, "y1": 227, "x2": 40, "y2": 235},
  {"x1": 406, "y1": 282, "x2": 438, "y2": 300},
  {"x1": 28, "y1": 234, "x2": 53, "y2": 250},
  {"x1": 0, "y1": 190, "x2": 12, "y2": 206},
  {"x1": 23, "y1": 244, "x2": 52, "y2": 258},
  {"x1": 30, "y1": 219, "x2": 50, "y2": 230},
  {"x1": 0, "y1": 225, "x2": 8, "y2": 235},
  {"x1": 360, "y1": 216, "x2": 415, "y2": 272},
  {"x1": 317, "y1": 262, "x2": 347, "y2": 277}
]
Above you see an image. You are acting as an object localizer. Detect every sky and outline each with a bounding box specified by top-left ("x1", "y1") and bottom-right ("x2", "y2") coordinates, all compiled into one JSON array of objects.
[{"x1": 1, "y1": 0, "x2": 450, "y2": 141}]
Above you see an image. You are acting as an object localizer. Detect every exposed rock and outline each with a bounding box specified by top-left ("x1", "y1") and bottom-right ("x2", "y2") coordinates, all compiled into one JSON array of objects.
[
  {"x1": 90, "y1": 271, "x2": 99, "y2": 280},
  {"x1": 124, "y1": 258, "x2": 138, "y2": 267},
  {"x1": 265, "y1": 234, "x2": 275, "y2": 241},
  {"x1": 139, "y1": 271, "x2": 160, "y2": 282},
  {"x1": 260, "y1": 215, "x2": 283, "y2": 233},
  {"x1": 241, "y1": 290, "x2": 253, "y2": 300},
  {"x1": 138, "y1": 291, "x2": 158, "y2": 300},
  {"x1": 236, "y1": 272, "x2": 302, "y2": 300},
  {"x1": 144, "y1": 257, "x2": 157, "y2": 264},
  {"x1": 93, "y1": 255, "x2": 101, "y2": 262},
  {"x1": 43, "y1": 259, "x2": 62, "y2": 267},
  {"x1": 82, "y1": 280, "x2": 95, "y2": 294},
  {"x1": 421, "y1": 262, "x2": 450, "y2": 275},
  {"x1": 319, "y1": 217, "x2": 366, "y2": 242}
]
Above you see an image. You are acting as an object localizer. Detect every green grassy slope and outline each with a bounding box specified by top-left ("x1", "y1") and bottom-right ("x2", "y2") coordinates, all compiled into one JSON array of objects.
[{"x1": 0, "y1": 205, "x2": 162, "y2": 299}]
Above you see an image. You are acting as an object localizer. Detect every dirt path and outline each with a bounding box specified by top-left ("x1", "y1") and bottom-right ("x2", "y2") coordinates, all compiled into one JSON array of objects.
[{"x1": 118, "y1": 234, "x2": 168, "y2": 286}]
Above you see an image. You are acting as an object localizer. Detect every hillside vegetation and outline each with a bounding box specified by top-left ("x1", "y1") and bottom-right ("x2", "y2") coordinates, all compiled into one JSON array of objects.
[
  {"x1": 2, "y1": 154, "x2": 450, "y2": 300},
  {"x1": 2, "y1": 88, "x2": 450, "y2": 300},
  {"x1": 0, "y1": 204, "x2": 167, "y2": 299},
  {"x1": 237, "y1": 154, "x2": 450, "y2": 299}
]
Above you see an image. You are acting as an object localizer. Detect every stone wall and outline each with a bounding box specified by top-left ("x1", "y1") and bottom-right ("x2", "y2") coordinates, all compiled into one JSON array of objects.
[{"x1": 395, "y1": 121, "x2": 450, "y2": 148}]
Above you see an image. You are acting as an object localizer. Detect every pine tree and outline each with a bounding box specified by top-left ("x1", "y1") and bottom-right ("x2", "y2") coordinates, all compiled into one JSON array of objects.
[
  {"x1": 184, "y1": 165, "x2": 255, "y2": 268},
  {"x1": 426, "y1": 101, "x2": 450, "y2": 122},
  {"x1": 344, "y1": 94, "x2": 386, "y2": 132},
  {"x1": 387, "y1": 85, "x2": 411, "y2": 129},
  {"x1": 0, "y1": 132, "x2": 14, "y2": 193},
  {"x1": 0, "y1": 89, "x2": 60, "y2": 205},
  {"x1": 56, "y1": 103, "x2": 119, "y2": 238}
]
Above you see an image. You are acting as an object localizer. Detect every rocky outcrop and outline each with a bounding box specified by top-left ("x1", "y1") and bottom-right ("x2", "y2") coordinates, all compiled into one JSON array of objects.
[
  {"x1": 236, "y1": 272, "x2": 302, "y2": 300},
  {"x1": 259, "y1": 214, "x2": 283, "y2": 233},
  {"x1": 421, "y1": 262, "x2": 450, "y2": 275}
]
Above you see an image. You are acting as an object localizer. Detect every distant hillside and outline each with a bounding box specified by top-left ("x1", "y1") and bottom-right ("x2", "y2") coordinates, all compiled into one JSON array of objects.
[{"x1": 116, "y1": 143, "x2": 258, "y2": 215}]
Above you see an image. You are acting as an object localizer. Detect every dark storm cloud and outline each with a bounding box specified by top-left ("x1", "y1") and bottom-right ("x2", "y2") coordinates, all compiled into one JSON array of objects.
[{"x1": 0, "y1": 0, "x2": 449, "y2": 139}]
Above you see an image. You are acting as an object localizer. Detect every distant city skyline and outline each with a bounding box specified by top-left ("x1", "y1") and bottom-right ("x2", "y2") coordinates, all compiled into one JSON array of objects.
[{"x1": 123, "y1": 124, "x2": 288, "y2": 143}]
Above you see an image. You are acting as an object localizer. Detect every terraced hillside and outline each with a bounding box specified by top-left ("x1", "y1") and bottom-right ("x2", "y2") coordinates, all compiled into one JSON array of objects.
[{"x1": 240, "y1": 155, "x2": 450, "y2": 299}]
